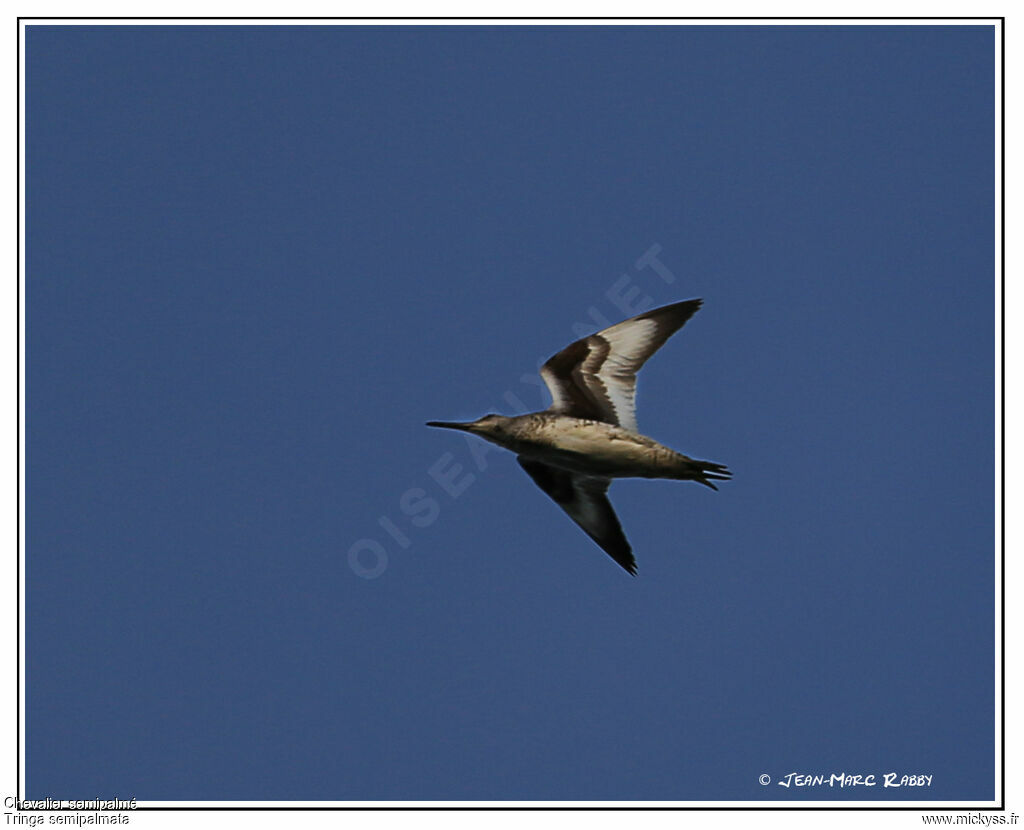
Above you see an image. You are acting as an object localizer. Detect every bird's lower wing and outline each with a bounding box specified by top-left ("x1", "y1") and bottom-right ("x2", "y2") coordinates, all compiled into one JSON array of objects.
[{"x1": 516, "y1": 457, "x2": 636, "y2": 575}]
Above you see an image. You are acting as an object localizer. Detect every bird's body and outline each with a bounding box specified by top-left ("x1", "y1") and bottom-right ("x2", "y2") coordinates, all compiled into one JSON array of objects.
[
  {"x1": 427, "y1": 299, "x2": 729, "y2": 575},
  {"x1": 468, "y1": 412, "x2": 721, "y2": 483}
]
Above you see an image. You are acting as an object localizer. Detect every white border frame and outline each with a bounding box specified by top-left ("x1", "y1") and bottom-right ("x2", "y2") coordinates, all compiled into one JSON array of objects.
[{"x1": 14, "y1": 15, "x2": 1004, "y2": 812}]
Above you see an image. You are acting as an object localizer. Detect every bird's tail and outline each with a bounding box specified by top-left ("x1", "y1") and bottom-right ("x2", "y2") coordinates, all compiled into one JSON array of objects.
[{"x1": 677, "y1": 457, "x2": 731, "y2": 490}]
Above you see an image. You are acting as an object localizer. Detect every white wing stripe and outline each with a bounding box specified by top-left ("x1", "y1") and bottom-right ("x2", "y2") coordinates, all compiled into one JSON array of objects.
[{"x1": 539, "y1": 300, "x2": 703, "y2": 432}]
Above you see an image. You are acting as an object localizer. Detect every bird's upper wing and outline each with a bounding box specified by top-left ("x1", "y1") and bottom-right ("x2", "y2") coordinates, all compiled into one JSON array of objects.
[
  {"x1": 517, "y1": 457, "x2": 636, "y2": 575},
  {"x1": 539, "y1": 299, "x2": 703, "y2": 434}
]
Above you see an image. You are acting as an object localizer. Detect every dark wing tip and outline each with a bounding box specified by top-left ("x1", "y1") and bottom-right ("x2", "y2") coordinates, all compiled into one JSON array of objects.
[
  {"x1": 638, "y1": 298, "x2": 703, "y2": 323},
  {"x1": 625, "y1": 299, "x2": 704, "y2": 355},
  {"x1": 608, "y1": 542, "x2": 638, "y2": 576}
]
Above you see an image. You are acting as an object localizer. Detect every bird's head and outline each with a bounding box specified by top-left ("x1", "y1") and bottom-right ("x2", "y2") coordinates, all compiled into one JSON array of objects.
[{"x1": 425, "y1": 413, "x2": 511, "y2": 438}]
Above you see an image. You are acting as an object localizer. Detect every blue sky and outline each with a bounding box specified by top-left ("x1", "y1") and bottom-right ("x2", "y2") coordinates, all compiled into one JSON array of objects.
[{"x1": 26, "y1": 24, "x2": 995, "y2": 802}]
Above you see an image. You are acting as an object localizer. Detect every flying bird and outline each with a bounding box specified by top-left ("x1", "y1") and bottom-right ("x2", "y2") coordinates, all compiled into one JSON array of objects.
[{"x1": 426, "y1": 299, "x2": 729, "y2": 575}]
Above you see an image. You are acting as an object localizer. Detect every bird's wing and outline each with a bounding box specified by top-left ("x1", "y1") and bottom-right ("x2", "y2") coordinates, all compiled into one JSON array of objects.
[
  {"x1": 517, "y1": 457, "x2": 636, "y2": 575},
  {"x1": 539, "y1": 299, "x2": 703, "y2": 433}
]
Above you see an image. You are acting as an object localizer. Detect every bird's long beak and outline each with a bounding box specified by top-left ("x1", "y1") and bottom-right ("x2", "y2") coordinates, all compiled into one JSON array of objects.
[{"x1": 425, "y1": 420, "x2": 475, "y2": 432}]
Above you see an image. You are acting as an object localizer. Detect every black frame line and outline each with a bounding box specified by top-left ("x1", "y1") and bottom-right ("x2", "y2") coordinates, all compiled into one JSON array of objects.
[{"x1": 16, "y1": 12, "x2": 1007, "y2": 814}]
